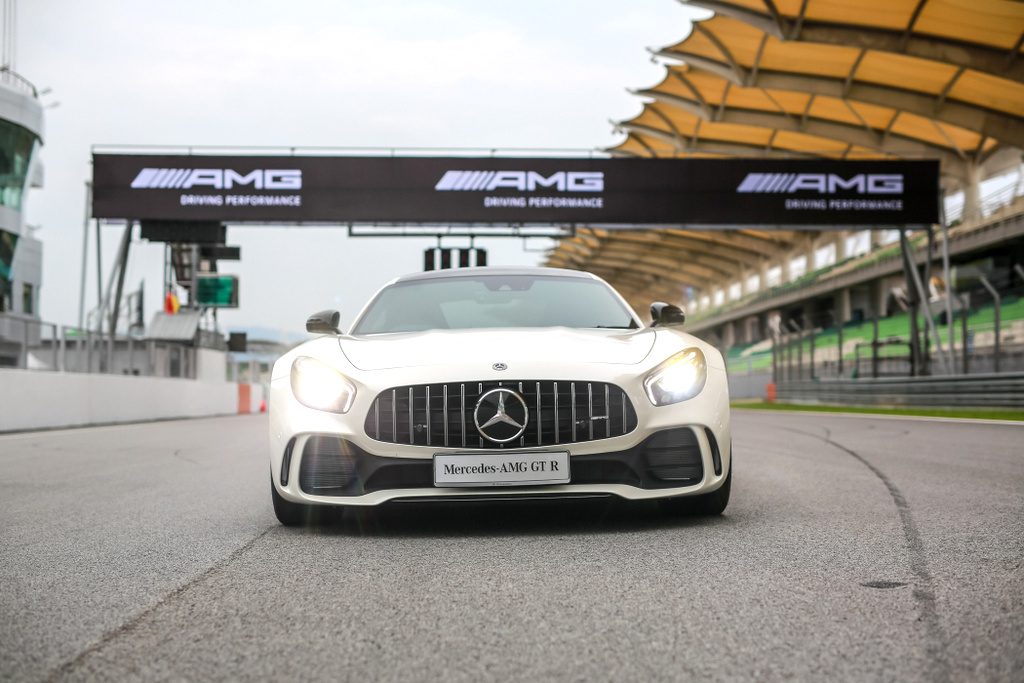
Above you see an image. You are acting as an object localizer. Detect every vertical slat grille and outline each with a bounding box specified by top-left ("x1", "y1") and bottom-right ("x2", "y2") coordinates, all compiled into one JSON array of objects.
[
  {"x1": 442, "y1": 385, "x2": 448, "y2": 447},
  {"x1": 570, "y1": 383, "x2": 577, "y2": 442},
  {"x1": 365, "y1": 380, "x2": 638, "y2": 449}
]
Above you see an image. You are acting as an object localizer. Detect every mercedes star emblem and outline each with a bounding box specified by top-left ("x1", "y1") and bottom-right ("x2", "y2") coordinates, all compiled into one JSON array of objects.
[{"x1": 473, "y1": 388, "x2": 529, "y2": 443}]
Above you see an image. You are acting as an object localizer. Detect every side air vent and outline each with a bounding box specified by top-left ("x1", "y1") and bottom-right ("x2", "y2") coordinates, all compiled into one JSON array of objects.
[
  {"x1": 704, "y1": 428, "x2": 722, "y2": 476},
  {"x1": 280, "y1": 437, "x2": 296, "y2": 486}
]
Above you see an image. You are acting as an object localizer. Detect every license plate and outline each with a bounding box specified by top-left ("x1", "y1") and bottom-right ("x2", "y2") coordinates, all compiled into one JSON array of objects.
[{"x1": 433, "y1": 451, "x2": 570, "y2": 487}]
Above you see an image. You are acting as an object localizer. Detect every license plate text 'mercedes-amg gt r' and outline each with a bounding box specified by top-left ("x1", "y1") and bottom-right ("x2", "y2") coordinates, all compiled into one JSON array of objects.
[{"x1": 269, "y1": 267, "x2": 731, "y2": 525}]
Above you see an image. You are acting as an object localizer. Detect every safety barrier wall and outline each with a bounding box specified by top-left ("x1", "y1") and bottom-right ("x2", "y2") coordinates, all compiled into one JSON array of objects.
[
  {"x1": 0, "y1": 369, "x2": 246, "y2": 432},
  {"x1": 775, "y1": 372, "x2": 1024, "y2": 408},
  {"x1": 728, "y1": 370, "x2": 772, "y2": 401}
]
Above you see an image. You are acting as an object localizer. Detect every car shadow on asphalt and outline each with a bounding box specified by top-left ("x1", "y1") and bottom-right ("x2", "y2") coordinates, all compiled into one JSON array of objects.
[{"x1": 286, "y1": 498, "x2": 738, "y2": 538}]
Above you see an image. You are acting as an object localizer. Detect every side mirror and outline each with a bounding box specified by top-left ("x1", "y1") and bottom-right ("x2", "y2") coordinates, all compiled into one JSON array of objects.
[
  {"x1": 306, "y1": 309, "x2": 341, "y2": 335},
  {"x1": 650, "y1": 302, "x2": 685, "y2": 327}
]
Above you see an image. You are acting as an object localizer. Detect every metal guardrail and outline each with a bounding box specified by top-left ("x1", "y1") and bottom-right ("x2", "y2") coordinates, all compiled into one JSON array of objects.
[
  {"x1": 0, "y1": 314, "x2": 197, "y2": 378},
  {"x1": 776, "y1": 373, "x2": 1024, "y2": 408},
  {"x1": 0, "y1": 67, "x2": 39, "y2": 98},
  {"x1": 945, "y1": 178, "x2": 1022, "y2": 225}
]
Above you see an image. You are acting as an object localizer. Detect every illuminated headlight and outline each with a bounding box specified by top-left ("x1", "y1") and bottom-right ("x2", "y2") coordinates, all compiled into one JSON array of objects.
[
  {"x1": 290, "y1": 356, "x2": 356, "y2": 413},
  {"x1": 643, "y1": 348, "x2": 707, "y2": 406}
]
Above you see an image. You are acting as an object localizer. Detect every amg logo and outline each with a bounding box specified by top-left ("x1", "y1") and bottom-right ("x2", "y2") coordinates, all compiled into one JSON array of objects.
[
  {"x1": 130, "y1": 168, "x2": 303, "y2": 190},
  {"x1": 435, "y1": 170, "x2": 604, "y2": 192},
  {"x1": 736, "y1": 173, "x2": 903, "y2": 194}
]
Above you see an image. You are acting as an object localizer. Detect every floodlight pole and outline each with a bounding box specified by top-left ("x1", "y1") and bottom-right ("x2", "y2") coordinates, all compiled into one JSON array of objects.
[
  {"x1": 979, "y1": 275, "x2": 1000, "y2": 373},
  {"x1": 809, "y1": 320, "x2": 816, "y2": 380},
  {"x1": 899, "y1": 229, "x2": 951, "y2": 376},
  {"x1": 787, "y1": 320, "x2": 802, "y2": 380},
  {"x1": 940, "y1": 202, "x2": 955, "y2": 373},
  {"x1": 77, "y1": 181, "x2": 91, "y2": 330},
  {"x1": 871, "y1": 313, "x2": 879, "y2": 378},
  {"x1": 191, "y1": 244, "x2": 199, "y2": 308},
  {"x1": 924, "y1": 227, "x2": 934, "y2": 370},
  {"x1": 94, "y1": 220, "x2": 103, "y2": 331},
  {"x1": 898, "y1": 231, "x2": 922, "y2": 376},
  {"x1": 770, "y1": 331, "x2": 778, "y2": 384},
  {"x1": 109, "y1": 222, "x2": 132, "y2": 338},
  {"x1": 958, "y1": 292, "x2": 969, "y2": 374}
]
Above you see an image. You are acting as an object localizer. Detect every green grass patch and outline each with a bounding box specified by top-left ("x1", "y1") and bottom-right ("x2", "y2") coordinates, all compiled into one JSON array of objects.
[{"x1": 732, "y1": 401, "x2": 1024, "y2": 422}]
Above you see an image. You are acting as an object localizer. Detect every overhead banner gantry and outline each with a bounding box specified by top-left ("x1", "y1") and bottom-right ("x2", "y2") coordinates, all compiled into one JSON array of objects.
[{"x1": 92, "y1": 154, "x2": 939, "y2": 227}]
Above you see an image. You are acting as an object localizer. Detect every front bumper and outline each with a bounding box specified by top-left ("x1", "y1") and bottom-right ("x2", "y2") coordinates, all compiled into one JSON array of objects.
[
  {"x1": 269, "y1": 371, "x2": 731, "y2": 506},
  {"x1": 270, "y1": 360, "x2": 729, "y2": 505},
  {"x1": 279, "y1": 427, "x2": 725, "y2": 505}
]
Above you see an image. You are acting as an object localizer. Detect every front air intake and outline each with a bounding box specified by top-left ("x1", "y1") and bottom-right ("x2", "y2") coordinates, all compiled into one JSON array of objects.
[
  {"x1": 298, "y1": 436, "x2": 357, "y2": 492},
  {"x1": 645, "y1": 428, "x2": 703, "y2": 483}
]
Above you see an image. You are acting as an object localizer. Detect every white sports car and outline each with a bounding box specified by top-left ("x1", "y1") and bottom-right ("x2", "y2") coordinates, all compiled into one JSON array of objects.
[{"x1": 268, "y1": 267, "x2": 731, "y2": 525}]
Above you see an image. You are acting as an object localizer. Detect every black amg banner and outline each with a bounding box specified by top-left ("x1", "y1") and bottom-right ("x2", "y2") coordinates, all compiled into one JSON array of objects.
[{"x1": 92, "y1": 154, "x2": 939, "y2": 226}]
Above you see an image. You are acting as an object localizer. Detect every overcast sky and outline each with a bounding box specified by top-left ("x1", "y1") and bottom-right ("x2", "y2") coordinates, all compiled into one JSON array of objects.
[{"x1": 19, "y1": 0, "x2": 706, "y2": 338}]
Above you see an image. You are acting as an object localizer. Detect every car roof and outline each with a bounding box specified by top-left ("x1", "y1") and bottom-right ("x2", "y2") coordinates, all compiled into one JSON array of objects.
[{"x1": 391, "y1": 266, "x2": 598, "y2": 284}]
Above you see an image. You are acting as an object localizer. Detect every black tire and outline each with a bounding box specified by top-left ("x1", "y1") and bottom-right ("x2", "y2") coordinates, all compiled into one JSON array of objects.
[
  {"x1": 271, "y1": 478, "x2": 321, "y2": 526},
  {"x1": 659, "y1": 459, "x2": 731, "y2": 517}
]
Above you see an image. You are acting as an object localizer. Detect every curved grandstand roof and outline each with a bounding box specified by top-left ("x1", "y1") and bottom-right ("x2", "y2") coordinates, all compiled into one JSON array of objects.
[
  {"x1": 651, "y1": 10, "x2": 1024, "y2": 149},
  {"x1": 547, "y1": 0, "x2": 1024, "y2": 310},
  {"x1": 622, "y1": 64, "x2": 1015, "y2": 181}
]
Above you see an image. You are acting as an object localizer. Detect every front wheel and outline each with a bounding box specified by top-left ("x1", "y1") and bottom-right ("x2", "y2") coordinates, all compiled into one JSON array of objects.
[
  {"x1": 271, "y1": 478, "x2": 332, "y2": 526},
  {"x1": 660, "y1": 460, "x2": 731, "y2": 516}
]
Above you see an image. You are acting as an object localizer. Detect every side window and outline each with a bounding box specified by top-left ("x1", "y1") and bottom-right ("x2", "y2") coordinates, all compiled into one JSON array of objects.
[{"x1": 21, "y1": 282, "x2": 33, "y2": 315}]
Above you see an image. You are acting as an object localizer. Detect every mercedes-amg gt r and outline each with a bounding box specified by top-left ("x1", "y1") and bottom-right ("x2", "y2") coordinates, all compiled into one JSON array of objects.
[{"x1": 268, "y1": 267, "x2": 731, "y2": 525}]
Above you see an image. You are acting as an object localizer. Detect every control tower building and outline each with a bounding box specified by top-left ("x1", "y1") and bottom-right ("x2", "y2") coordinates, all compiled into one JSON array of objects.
[{"x1": 0, "y1": 64, "x2": 43, "y2": 363}]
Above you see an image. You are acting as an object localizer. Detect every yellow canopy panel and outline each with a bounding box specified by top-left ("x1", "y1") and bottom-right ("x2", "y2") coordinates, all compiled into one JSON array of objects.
[
  {"x1": 659, "y1": 14, "x2": 1024, "y2": 117},
  {"x1": 639, "y1": 65, "x2": 989, "y2": 157},
  {"x1": 692, "y1": 0, "x2": 1024, "y2": 52}
]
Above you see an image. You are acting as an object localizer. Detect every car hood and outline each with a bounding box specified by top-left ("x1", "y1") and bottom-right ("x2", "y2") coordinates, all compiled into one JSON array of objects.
[{"x1": 339, "y1": 327, "x2": 657, "y2": 371}]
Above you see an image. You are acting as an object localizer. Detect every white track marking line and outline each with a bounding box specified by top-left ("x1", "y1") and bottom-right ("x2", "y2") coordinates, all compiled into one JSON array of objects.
[{"x1": 734, "y1": 408, "x2": 1024, "y2": 427}]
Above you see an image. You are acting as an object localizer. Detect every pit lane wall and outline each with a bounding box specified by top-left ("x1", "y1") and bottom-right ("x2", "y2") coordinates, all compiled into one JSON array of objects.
[{"x1": 0, "y1": 369, "x2": 243, "y2": 432}]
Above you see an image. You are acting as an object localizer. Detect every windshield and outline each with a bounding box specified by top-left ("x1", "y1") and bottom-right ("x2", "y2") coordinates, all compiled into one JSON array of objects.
[{"x1": 352, "y1": 274, "x2": 638, "y2": 334}]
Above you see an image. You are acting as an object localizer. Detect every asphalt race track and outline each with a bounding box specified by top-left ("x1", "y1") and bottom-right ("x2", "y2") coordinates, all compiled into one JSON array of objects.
[{"x1": 1, "y1": 412, "x2": 1021, "y2": 682}]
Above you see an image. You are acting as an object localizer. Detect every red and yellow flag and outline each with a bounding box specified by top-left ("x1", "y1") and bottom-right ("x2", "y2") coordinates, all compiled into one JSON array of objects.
[{"x1": 164, "y1": 290, "x2": 180, "y2": 314}]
